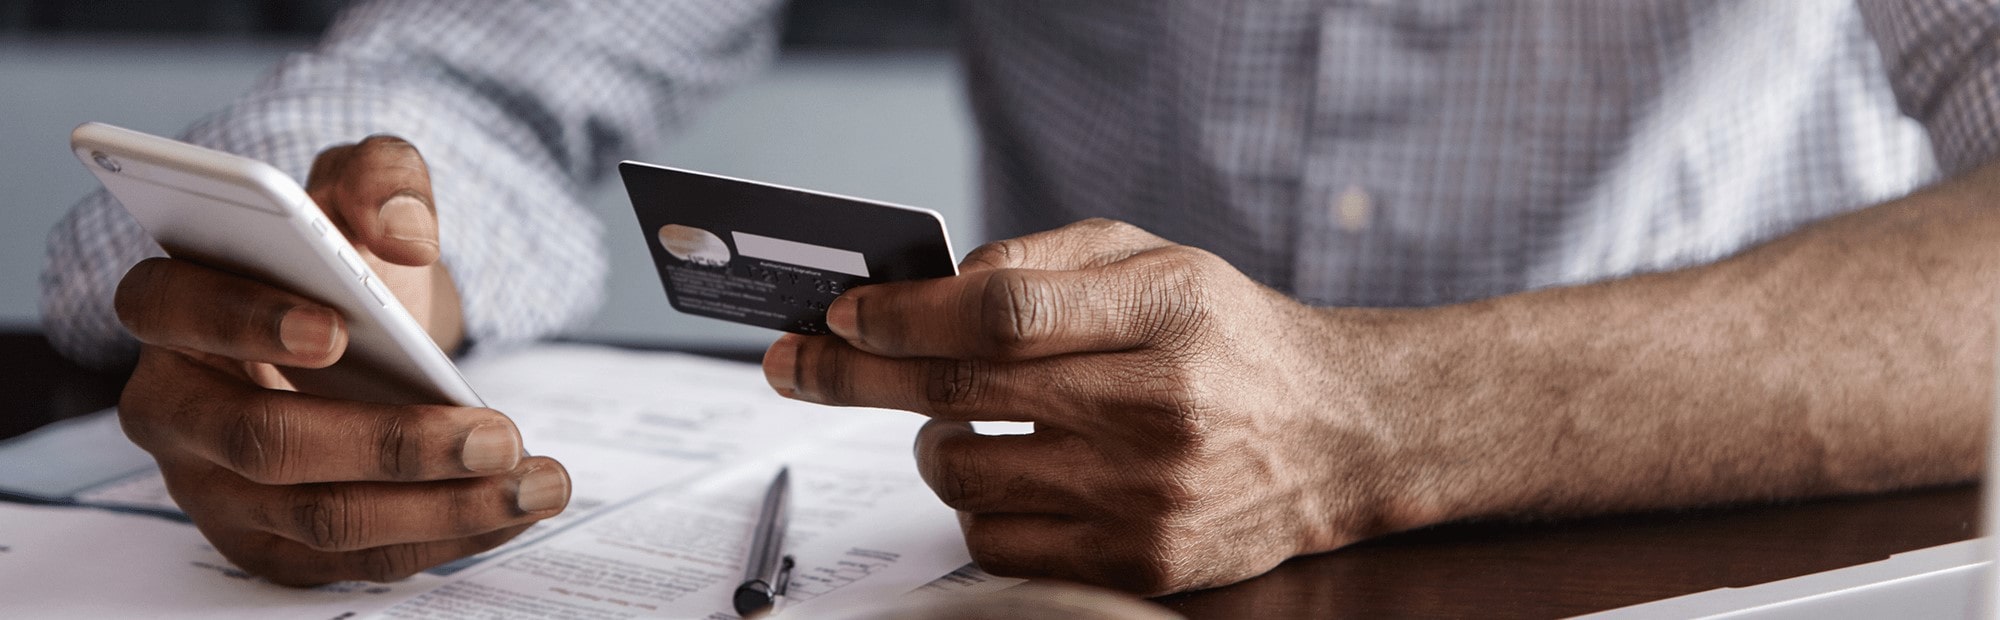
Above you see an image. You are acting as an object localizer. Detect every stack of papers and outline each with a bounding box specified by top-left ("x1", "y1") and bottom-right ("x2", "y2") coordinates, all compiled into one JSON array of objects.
[{"x1": 0, "y1": 344, "x2": 1021, "y2": 618}]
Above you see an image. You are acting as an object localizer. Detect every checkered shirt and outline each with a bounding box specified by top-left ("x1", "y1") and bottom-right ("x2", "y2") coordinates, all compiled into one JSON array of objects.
[{"x1": 41, "y1": 0, "x2": 2000, "y2": 368}]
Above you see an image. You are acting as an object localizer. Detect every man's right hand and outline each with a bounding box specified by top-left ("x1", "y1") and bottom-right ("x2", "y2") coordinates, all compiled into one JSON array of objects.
[{"x1": 110, "y1": 136, "x2": 570, "y2": 586}]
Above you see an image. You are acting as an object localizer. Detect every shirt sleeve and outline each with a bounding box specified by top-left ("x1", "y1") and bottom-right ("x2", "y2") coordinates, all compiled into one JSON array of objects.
[
  {"x1": 1857, "y1": 0, "x2": 2000, "y2": 176},
  {"x1": 40, "y1": 0, "x2": 783, "y2": 369}
]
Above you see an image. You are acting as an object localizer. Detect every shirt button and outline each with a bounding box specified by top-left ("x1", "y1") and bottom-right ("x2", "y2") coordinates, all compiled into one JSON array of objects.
[{"x1": 1334, "y1": 184, "x2": 1373, "y2": 232}]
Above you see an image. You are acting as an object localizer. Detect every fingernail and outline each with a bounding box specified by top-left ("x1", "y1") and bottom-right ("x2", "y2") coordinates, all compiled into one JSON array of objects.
[
  {"x1": 517, "y1": 465, "x2": 569, "y2": 513},
  {"x1": 378, "y1": 194, "x2": 437, "y2": 245},
  {"x1": 764, "y1": 334, "x2": 800, "y2": 395},
  {"x1": 825, "y1": 295, "x2": 859, "y2": 340},
  {"x1": 278, "y1": 305, "x2": 339, "y2": 358},
  {"x1": 461, "y1": 423, "x2": 520, "y2": 473}
]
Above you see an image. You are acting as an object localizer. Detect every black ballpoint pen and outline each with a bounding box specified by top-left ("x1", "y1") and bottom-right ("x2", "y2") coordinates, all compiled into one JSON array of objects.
[{"x1": 734, "y1": 466, "x2": 795, "y2": 618}]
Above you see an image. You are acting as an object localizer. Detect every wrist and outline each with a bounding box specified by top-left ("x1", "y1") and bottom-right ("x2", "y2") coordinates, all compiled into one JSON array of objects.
[
  {"x1": 1274, "y1": 302, "x2": 1455, "y2": 554},
  {"x1": 1287, "y1": 301, "x2": 1507, "y2": 553}
]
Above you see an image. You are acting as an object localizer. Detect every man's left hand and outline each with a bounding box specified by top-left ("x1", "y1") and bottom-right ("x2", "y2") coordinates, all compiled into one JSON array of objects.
[{"x1": 762, "y1": 218, "x2": 1411, "y2": 595}]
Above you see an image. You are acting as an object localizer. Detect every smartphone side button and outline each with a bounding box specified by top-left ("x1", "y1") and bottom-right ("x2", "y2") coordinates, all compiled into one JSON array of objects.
[
  {"x1": 336, "y1": 248, "x2": 368, "y2": 277},
  {"x1": 309, "y1": 217, "x2": 330, "y2": 237},
  {"x1": 362, "y1": 276, "x2": 395, "y2": 307}
]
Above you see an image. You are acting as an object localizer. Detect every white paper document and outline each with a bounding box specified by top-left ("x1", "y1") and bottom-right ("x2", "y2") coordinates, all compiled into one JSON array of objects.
[
  {"x1": 0, "y1": 502, "x2": 449, "y2": 619},
  {"x1": 0, "y1": 344, "x2": 1019, "y2": 618}
]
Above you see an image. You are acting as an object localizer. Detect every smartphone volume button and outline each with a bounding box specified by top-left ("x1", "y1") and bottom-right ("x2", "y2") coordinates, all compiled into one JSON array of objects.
[
  {"x1": 336, "y1": 248, "x2": 368, "y2": 277},
  {"x1": 362, "y1": 276, "x2": 394, "y2": 307},
  {"x1": 310, "y1": 217, "x2": 330, "y2": 237}
]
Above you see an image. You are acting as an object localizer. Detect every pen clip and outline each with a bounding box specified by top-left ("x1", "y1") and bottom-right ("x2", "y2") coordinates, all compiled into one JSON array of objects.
[{"x1": 771, "y1": 555, "x2": 795, "y2": 613}]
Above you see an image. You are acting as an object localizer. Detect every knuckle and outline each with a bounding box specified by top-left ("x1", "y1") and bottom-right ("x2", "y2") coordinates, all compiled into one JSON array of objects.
[
  {"x1": 1075, "y1": 217, "x2": 1127, "y2": 234},
  {"x1": 375, "y1": 414, "x2": 424, "y2": 481},
  {"x1": 979, "y1": 271, "x2": 1057, "y2": 358},
  {"x1": 1159, "y1": 244, "x2": 1221, "y2": 274},
  {"x1": 798, "y1": 337, "x2": 856, "y2": 404},
  {"x1": 999, "y1": 472, "x2": 1051, "y2": 510},
  {"x1": 962, "y1": 239, "x2": 1025, "y2": 271},
  {"x1": 1162, "y1": 246, "x2": 1232, "y2": 290},
  {"x1": 359, "y1": 543, "x2": 426, "y2": 582},
  {"x1": 1146, "y1": 369, "x2": 1212, "y2": 441},
  {"x1": 292, "y1": 485, "x2": 364, "y2": 551},
  {"x1": 922, "y1": 359, "x2": 986, "y2": 416},
  {"x1": 225, "y1": 395, "x2": 292, "y2": 484},
  {"x1": 1108, "y1": 363, "x2": 1207, "y2": 448},
  {"x1": 1149, "y1": 362, "x2": 1203, "y2": 406},
  {"x1": 1076, "y1": 218, "x2": 1151, "y2": 252},
  {"x1": 1130, "y1": 459, "x2": 1202, "y2": 517},
  {"x1": 1137, "y1": 249, "x2": 1220, "y2": 346},
  {"x1": 130, "y1": 384, "x2": 203, "y2": 455},
  {"x1": 440, "y1": 481, "x2": 481, "y2": 533},
  {"x1": 1057, "y1": 219, "x2": 1159, "y2": 268},
  {"x1": 929, "y1": 442, "x2": 988, "y2": 509}
]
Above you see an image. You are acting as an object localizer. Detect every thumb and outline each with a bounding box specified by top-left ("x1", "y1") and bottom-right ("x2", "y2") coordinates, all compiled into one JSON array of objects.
[{"x1": 306, "y1": 134, "x2": 441, "y2": 267}]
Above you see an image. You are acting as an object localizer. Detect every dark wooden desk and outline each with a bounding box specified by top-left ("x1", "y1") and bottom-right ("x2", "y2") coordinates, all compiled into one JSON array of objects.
[{"x1": 2, "y1": 329, "x2": 1980, "y2": 619}]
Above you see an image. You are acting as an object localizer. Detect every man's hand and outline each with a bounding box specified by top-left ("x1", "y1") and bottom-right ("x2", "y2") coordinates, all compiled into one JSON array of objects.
[
  {"x1": 761, "y1": 219, "x2": 1405, "y2": 595},
  {"x1": 756, "y1": 164, "x2": 2000, "y2": 599},
  {"x1": 113, "y1": 136, "x2": 570, "y2": 585}
]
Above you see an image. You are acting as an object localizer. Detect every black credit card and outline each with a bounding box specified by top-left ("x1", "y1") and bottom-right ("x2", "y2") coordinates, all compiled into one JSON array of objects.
[{"x1": 619, "y1": 161, "x2": 959, "y2": 335}]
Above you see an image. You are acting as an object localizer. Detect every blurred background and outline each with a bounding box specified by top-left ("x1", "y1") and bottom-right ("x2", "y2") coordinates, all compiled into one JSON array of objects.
[{"x1": 0, "y1": 0, "x2": 979, "y2": 351}]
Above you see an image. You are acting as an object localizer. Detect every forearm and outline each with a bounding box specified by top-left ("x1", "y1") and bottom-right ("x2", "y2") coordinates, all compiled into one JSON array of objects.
[{"x1": 1362, "y1": 162, "x2": 2000, "y2": 530}]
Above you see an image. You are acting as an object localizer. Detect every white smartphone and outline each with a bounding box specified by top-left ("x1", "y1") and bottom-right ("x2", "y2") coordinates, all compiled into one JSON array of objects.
[{"x1": 71, "y1": 122, "x2": 483, "y2": 407}]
